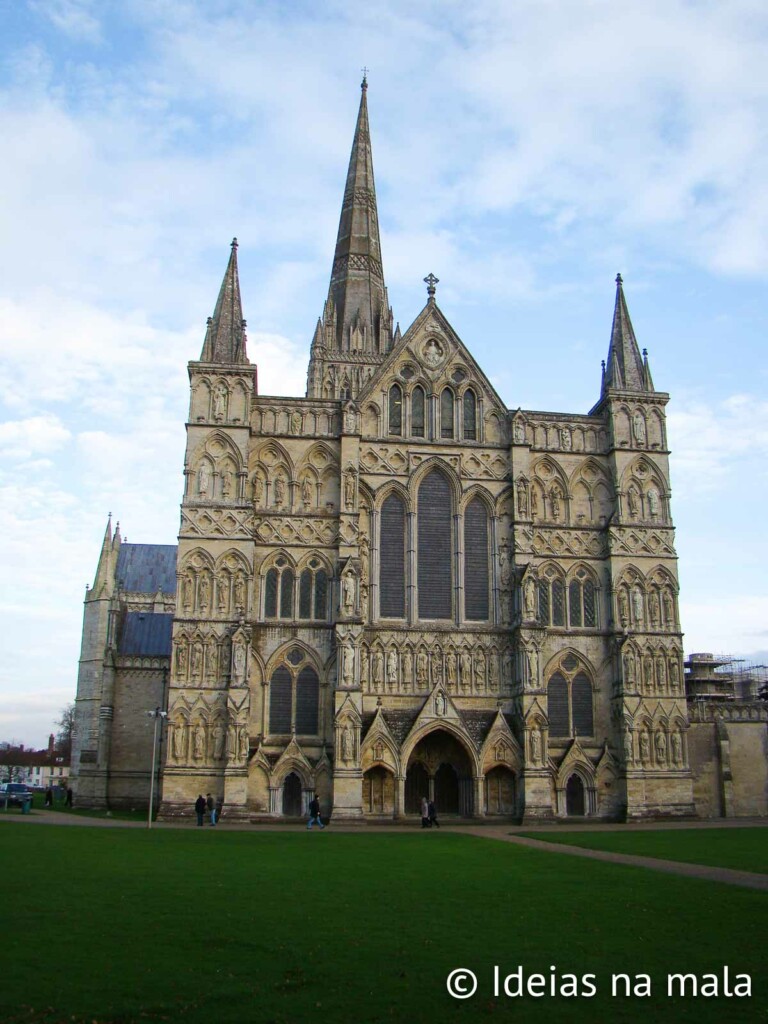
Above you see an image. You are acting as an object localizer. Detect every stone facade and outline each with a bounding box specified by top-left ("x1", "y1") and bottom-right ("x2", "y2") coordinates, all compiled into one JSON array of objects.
[{"x1": 71, "y1": 80, "x2": 766, "y2": 821}]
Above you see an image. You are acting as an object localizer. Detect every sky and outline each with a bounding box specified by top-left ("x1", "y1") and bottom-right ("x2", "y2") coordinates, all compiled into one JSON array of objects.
[{"x1": 1, "y1": 0, "x2": 767, "y2": 747}]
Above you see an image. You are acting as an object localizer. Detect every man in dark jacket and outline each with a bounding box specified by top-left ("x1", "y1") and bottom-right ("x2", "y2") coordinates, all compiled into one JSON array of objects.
[
  {"x1": 307, "y1": 795, "x2": 324, "y2": 830},
  {"x1": 206, "y1": 793, "x2": 217, "y2": 826},
  {"x1": 195, "y1": 794, "x2": 206, "y2": 826}
]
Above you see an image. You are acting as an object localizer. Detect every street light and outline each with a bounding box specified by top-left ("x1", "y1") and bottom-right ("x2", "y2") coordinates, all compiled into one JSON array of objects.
[{"x1": 146, "y1": 707, "x2": 168, "y2": 829}]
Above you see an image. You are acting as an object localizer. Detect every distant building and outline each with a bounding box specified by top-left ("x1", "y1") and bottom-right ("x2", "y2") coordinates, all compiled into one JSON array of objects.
[
  {"x1": 70, "y1": 80, "x2": 768, "y2": 821},
  {"x1": 0, "y1": 736, "x2": 70, "y2": 790}
]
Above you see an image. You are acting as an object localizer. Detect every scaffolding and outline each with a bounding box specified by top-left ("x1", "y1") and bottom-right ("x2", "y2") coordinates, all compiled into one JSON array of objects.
[{"x1": 685, "y1": 652, "x2": 768, "y2": 702}]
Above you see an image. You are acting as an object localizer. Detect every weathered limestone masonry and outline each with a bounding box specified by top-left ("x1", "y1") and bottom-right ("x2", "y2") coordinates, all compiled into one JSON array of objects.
[{"x1": 71, "y1": 78, "x2": 765, "y2": 821}]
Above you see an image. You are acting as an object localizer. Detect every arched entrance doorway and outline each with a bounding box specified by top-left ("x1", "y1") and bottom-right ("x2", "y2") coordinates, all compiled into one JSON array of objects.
[
  {"x1": 405, "y1": 729, "x2": 474, "y2": 817},
  {"x1": 485, "y1": 766, "x2": 516, "y2": 815},
  {"x1": 363, "y1": 766, "x2": 394, "y2": 814},
  {"x1": 565, "y1": 774, "x2": 585, "y2": 816},
  {"x1": 282, "y1": 772, "x2": 302, "y2": 816}
]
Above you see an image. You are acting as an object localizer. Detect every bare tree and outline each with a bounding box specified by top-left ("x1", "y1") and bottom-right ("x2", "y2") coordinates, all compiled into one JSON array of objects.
[{"x1": 55, "y1": 703, "x2": 76, "y2": 760}]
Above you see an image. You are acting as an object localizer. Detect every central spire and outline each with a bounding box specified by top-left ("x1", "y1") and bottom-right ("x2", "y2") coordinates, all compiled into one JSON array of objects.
[{"x1": 307, "y1": 77, "x2": 394, "y2": 399}]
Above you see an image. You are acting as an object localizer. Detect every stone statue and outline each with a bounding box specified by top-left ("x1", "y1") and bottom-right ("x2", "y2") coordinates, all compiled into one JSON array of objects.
[
  {"x1": 460, "y1": 650, "x2": 472, "y2": 692},
  {"x1": 618, "y1": 588, "x2": 630, "y2": 627},
  {"x1": 234, "y1": 574, "x2": 246, "y2": 610},
  {"x1": 239, "y1": 726, "x2": 248, "y2": 760},
  {"x1": 445, "y1": 654, "x2": 456, "y2": 691},
  {"x1": 344, "y1": 470, "x2": 356, "y2": 510},
  {"x1": 273, "y1": 474, "x2": 285, "y2": 506},
  {"x1": 513, "y1": 419, "x2": 525, "y2": 444},
  {"x1": 649, "y1": 591, "x2": 660, "y2": 627},
  {"x1": 517, "y1": 479, "x2": 528, "y2": 516},
  {"x1": 488, "y1": 655, "x2": 499, "y2": 693},
  {"x1": 226, "y1": 724, "x2": 237, "y2": 759},
  {"x1": 191, "y1": 643, "x2": 202, "y2": 678},
  {"x1": 342, "y1": 643, "x2": 354, "y2": 687},
  {"x1": 530, "y1": 727, "x2": 541, "y2": 764},
  {"x1": 632, "y1": 586, "x2": 644, "y2": 624},
  {"x1": 193, "y1": 723, "x2": 205, "y2": 760},
  {"x1": 627, "y1": 486, "x2": 639, "y2": 516},
  {"x1": 503, "y1": 649, "x2": 513, "y2": 686},
  {"x1": 656, "y1": 656, "x2": 666, "y2": 690},
  {"x1": 172, "y1": 721, "x2": 185, "y2": 761},
  {"x1": 182, "y1": 576, "x2": 192, "y2": 609},
  {"x1": 655, "y1": 730, "x2": 667, "y2": 765},
  {"x1": 198, "y1": 575, "x2": 210, "y2": 611},
  {"x1": 647, "y1": 487, "x2": 660, "y2": 518},
  {"x1": 221, "y1": 468, "x2": 233, "y2": 499},
  {"x1": 372, "y1": 651, "x2": 384, "y2": 691},
  {"x1": 417, "y1": 650, "x2": 429, "y2": 690},
  {"x1": 359, "y1": 536, "x2": 370, "y2": 583},
  {"x1": 342, "y1": 724, "x2": 354, "y2": 762},
  {"x1": 671, "y1": 731, "x2": 683, "y2": 765},
  {"x1": 474, "y1": 650, "x2": 486, "y2": 691},
  {"x1": 499, "y1": 544, "x2": 511, "y2": 587},
  {"x1": 432, "y1": 656, "x2": 443, "y2": 686},
  {"x1": 523, "y1": 575, "x2": 537, "y2": 619},
  {"x1": 643, "y1": 657, "x2": 653, "y2": 694},
  {"x1": 622, "y1": 650, "x2": 635, "y2": 686},
  {"x1": 402, "y1": 648, "x2": 413, "y2": 687},
  {"x1": 669, "y1": 659, "x2": 680, "y2": 692},
  {"x1": 663, "y1": 590, "x2": 674, "y2": 627},
  {"x1": 530, "y1": 487, "x2": 538, "y2": 517},
  {"x1": 290, "y1": 411, "x2": 302, "y2": 435},
  {"x1": 232, "y1": 641, "x2": 246, "y2": 684},
  {"x1": 526, "y1": 646, "x2": 538, "y2": 688},
  {"x1": 252, "y1": 475, "x2": 264, "y2": 506},
  {"x1": 560, "y1": 428, "x2": 572, "y2": 451},
  {"x1": 213, "y1": 384, "x2": 227, "y2": 420},
  {"x1": 217, "y1": 579, "x2": 227, "y2": 613},
  {"x1": 213, "y1": 722, "x2": 225, "y2": 760},
  {"x1": 360, "y1": 649, "x2": 369, "y2": 688},
  {"x1": 301, "y1": 477, "x2": 312, "y2": 507},
  {"x1": 623, "y1": 730, "x2": 633, "y2": 764},
  {"x1": 385, "y1": 647, "x2": 397, "y2": 688},
  {"x1": 639, "y1": 731, "x2": 650, "y2": 762},
  {"x1": 342, "y1": 573, "x2": 356, "y2": 614},
  {"x1": 550, "y1": 486, "x2": 562, "y2": 520},
  {"x1": 175, "y1": 642, "x2": 187, "y2": 676},
  {"x1": 633, "y1": 411, "x2": 646, "y2": 445},
  {"x1": 434, "y1": 691, "x2": 447, "y2": 717},
  {"x1": 198, "y1": 462, "x2": 211, "y2": 496}
]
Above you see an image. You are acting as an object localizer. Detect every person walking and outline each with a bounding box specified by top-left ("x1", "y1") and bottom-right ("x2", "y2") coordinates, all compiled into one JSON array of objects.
[
  {"x1": 420, "y1": 795, "x2": 431, "y2": 828},
  {"x1": 44, "y1": 787, "x2": 53, "y2": 807},
  {"x1": 307, "y1": 795, "x2": 324, "y2": 829},
  {"x1": 206, "y1": 793, "x2": 217, "y2": 826},
  {"x1": 428, "y1": 799, "x2": 440, "y2": 829},
  {"x1": 195, "y1": 794, "x2": 206, "y2": 826},
  {"x1": 65, "y1": 787, "x2": 73, "y2": 807}
]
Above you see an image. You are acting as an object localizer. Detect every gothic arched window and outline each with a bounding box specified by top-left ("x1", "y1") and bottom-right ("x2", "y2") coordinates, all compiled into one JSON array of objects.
[
  {"x1": 440, "y1": 388, "x2": 454, "y2": 439},
  {"x1": 568, "y1": 570, "x2": 597, "y2": 628},
  {"x1": 265, "y1": 558, "x2": 294, "y2": 619},
  {"x1": 380, "y1": 493, "x2": 406, "y2": 618},
  {"x1": 418, "y1": 470, "x2": 452, "y2": 619},
  {"x1": 298, "y1": 560, "x2": 328, "y2": 620},
  {"x1": 411, "y1": 386, "x2": 425, "y2": 438},
  {"x1": 463, "y1": 390, "x2": 477, "y2": 440},
  {"x1": 546, "y1": 663, "x2": 594, "y2": 738},
  {"x1": 464, "y1": 497, "x2": 489, "y2": 620},
  {"x1": 388, "y1": 384, "x2": 403, "y2": 436},
  {"x1": 538, "y1": 567, "x2": 566, "y2": 627},
  {"x1": 269, "y1": 654, "x2": 320, "y2": 736}
]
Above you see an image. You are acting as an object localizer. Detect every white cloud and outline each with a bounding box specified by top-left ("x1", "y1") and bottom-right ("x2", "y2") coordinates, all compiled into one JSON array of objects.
[{"x1": 0, "y1": 415, "x2": 71, "y2": 460}]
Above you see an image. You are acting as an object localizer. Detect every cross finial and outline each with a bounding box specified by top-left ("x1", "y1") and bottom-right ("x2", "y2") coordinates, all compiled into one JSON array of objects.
[
  {"x1": 361, "y1": 67, "x2": 368, "y2": 89},
  {"x1": 424, "y1": 272, "x2": 439, "y2": 299},
  {"x1": 231, "y1": 237, "x2": 238, "y2": 249},
  {"x1": 616, "y1": 272, "x2": 623, "y2": 286}
]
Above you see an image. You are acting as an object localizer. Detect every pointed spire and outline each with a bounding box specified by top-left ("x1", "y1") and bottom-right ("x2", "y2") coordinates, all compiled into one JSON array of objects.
[
  {"x1": 200, "y1": 238, "x2": 249, "y2": 364},
  {"x1": 600, "y1": 274, "x2": 652, "y2": 399},
  {"x1": 91, "y1": 515, "x2": 116, "y2": 597}
]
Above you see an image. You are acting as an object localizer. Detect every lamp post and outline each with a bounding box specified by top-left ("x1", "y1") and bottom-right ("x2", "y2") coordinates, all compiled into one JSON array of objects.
[{"x1": 146, "y1": 707, "x2": 167, "y2": 829}]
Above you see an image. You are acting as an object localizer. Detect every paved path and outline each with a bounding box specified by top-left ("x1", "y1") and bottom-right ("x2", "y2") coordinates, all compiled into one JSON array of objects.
[
  {"x1": 465, "y1": 827, "x2": 768, "y2": 891},
  {"x1": 3, "y1": 809, "x2": 766, "y2": 891}
]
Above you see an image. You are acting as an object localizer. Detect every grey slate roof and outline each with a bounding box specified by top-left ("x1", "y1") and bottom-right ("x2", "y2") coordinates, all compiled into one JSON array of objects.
[
  {"x1": 118, "y1": 612, "x2": 174, "y2": 657},
  {"x1": 116, "y1": 544, "x2": 177, "y2": 595}
]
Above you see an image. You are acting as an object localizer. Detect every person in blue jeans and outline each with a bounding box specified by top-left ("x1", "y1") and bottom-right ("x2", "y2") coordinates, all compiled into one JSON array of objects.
[
  {"x1": 206, "y1": 793, "x2": 217, "y2": 826},
  {"x1": 307, "y1": 795, "x2": 324, "y2": 829}
]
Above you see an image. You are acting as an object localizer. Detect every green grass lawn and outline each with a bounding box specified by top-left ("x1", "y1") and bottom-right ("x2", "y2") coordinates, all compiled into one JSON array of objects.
[
  {"x1": 1, "y1": 825, "x2": 765, "y2": 1024},
  {"x1": 517, "y1": 827, "x2": 768, "y2": 874}
]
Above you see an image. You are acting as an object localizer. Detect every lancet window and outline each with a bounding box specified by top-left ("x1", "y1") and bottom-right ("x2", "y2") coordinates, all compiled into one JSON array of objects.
[
  {"x1": 268, "y1": 653, "x2": 319, "y2": 735},
  {"x1": 547, "y1": 662, "x2": 594, "y2": 737}
]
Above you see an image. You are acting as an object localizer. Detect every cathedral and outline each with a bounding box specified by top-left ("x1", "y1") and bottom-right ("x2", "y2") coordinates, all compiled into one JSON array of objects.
[{"x1": 70, "y1": 80, "x2": 768, "y2": 822}]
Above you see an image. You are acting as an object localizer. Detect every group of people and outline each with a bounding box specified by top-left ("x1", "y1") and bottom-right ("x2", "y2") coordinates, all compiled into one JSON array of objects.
[
  {"x1": 194, "y1": 793, "x2": 220, "y2": 826},
  {"x1": 420, "y1": 797, "x2": 440, "y2": 828}
]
